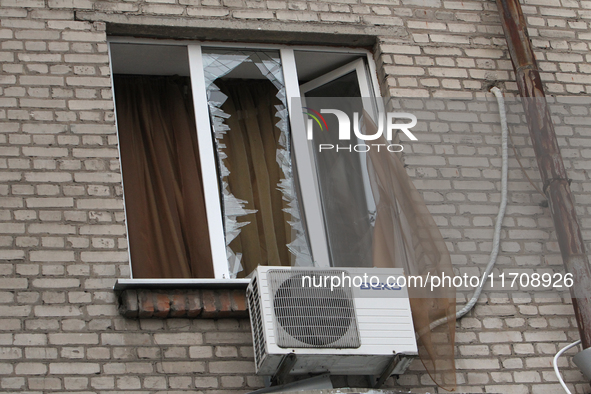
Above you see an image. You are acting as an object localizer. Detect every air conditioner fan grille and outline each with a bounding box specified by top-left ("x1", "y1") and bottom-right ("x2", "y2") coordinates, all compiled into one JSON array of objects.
[{"x1": 269, "y1": 270, "x2": 360, "y2": 349}]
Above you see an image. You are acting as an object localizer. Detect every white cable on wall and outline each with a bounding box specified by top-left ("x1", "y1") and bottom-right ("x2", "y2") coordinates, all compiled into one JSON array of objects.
[
  {"x1": 554, "y1": 340, "x2": 581, "y2": 394},
  {"x1": 453, "y1": 86, "x2": 510, "y2": 319},
  {"x1": 428, "y1": 86, "x2": 509, "y2": 330}
]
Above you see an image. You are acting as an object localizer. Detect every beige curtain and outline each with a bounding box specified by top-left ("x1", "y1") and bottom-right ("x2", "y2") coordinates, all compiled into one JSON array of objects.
[
  {"x1": 217, "y1": 80, "x2": 292, "y2": 276},
  {"x1": 114, "y1": 75, "x2": 214, "y2": 279},
  {"x1": 364, "y1": 111, "x2": 457, "y2": 391}
]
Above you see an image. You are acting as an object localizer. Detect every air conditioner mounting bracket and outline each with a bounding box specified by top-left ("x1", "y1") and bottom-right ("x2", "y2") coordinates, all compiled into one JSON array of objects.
[
  {"x1": 368, "y1": 353, "x2": 401, "y2": 389},
  {"x1": 270, "y1": 353, "x2": 297, "y2": 386}
]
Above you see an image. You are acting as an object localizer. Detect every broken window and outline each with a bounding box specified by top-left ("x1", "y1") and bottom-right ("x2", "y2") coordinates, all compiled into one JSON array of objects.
[{"x1": 109, "y1": 41, "x2": 378, "y2": 279}]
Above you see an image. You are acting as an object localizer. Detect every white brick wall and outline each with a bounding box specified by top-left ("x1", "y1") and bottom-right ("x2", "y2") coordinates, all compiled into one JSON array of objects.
[{"x1": 0, "y1": 0, "x2": 590, "y2": 392}]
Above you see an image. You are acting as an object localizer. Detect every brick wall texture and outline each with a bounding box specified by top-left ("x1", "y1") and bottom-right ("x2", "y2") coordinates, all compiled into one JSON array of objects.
[{"x1": 0, "y1": 0, "x2": 590, "y2": 393}]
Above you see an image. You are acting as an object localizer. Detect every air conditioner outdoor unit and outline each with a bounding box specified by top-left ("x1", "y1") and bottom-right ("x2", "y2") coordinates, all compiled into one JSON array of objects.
[{"x1": 246, "y1": 266, "x2": 418, "y2": 379}]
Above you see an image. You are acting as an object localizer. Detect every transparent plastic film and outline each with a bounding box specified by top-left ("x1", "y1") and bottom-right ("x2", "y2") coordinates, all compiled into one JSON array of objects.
[{"x1": 362, "y1": 110, "x2": 456, "y2": 391}]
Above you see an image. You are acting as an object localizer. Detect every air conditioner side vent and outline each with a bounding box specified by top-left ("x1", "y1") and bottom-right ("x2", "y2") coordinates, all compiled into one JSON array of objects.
[{"x1": 246, "y1": 275, "x2": 266, "y2": 370}]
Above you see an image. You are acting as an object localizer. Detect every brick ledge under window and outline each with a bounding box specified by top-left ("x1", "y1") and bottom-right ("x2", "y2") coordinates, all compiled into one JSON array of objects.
[{"x1": 118, "y1": 288, "x2": 249, "y2": 319}]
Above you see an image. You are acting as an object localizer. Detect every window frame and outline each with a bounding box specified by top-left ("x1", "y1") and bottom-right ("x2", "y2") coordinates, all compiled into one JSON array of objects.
[{"x1": 108, "y1": 37, "x2": 383, "y2": 282}]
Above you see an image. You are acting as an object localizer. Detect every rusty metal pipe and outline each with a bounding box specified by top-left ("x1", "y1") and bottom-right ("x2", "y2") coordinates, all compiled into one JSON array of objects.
[{"x1": 496, "y1": 0, "x2": 591, "y2": 349}]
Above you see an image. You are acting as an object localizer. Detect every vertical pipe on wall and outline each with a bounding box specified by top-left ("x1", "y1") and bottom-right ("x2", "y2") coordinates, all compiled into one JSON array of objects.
[{"x1": 496, "y1": 0, "x2": 591, "y2": 350}]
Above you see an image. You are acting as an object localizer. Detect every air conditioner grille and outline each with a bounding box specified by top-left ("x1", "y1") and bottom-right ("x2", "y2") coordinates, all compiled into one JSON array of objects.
[
  {"x1": 246, "y1": 275, "x2": 266, "y2": 369},
  {"x1": 268, "y1": 270, "x2": 360, "y2": 349}
]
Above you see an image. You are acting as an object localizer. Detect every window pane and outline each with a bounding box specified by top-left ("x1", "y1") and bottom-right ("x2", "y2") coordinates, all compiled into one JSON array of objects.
[
  {"x1": 304, "y1": 74, "x2": 374, "y2": 268},
  {"x1": 304, "y1": 71, "x2": 361, "y2": 98},
  {"x1": 113, "y1": 71, "x2": 215, "y2": 278},
  {"x1": 110, "y1": 43, "x2": 190, "y2": 76},
  {"x1": 202, "y1": 48, "x2": 313, "y2": 278}
]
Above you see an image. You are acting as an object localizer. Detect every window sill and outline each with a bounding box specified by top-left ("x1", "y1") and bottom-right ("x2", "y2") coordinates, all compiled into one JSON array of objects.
[
  {"x1": 115, "y1": 279, "x2": 251, "y2": 319},
  {"x1": 114, "y1": 278, "x2": 250, "y2": 291}
]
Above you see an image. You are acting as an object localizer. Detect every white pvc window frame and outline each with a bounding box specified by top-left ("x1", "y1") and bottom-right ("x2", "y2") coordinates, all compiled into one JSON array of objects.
[{"x1": 108, "y1": 37, "x2": 383, "y2": 281}]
